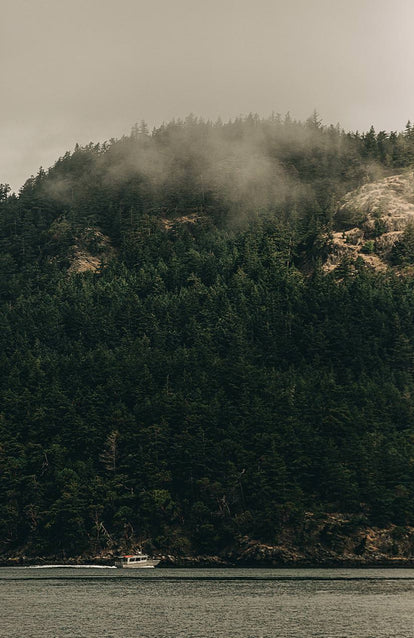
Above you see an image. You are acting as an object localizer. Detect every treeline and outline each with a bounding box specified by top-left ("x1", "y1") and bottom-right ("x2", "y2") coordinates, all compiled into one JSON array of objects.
[{"x1": 1, "y1": 115, "x2": 414, "y2": 557}]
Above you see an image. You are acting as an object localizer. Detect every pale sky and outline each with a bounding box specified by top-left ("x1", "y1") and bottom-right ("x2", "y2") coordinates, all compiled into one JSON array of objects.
[{"x1": 2, "y1": 0, "x2": 414, "y2": 191}]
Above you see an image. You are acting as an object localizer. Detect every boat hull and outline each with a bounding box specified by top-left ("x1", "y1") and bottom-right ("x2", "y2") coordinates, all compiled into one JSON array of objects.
[{"x1": 115, "y1": 559, "x2": 160, "y2": 569}]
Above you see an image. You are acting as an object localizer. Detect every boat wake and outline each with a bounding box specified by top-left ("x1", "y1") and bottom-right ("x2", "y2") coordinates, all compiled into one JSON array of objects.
[{"x1": 23, "y1": 565, "x2": 117, "y2": 569}]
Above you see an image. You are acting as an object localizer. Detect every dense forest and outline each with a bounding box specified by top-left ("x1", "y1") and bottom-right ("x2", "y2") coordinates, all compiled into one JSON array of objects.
[{"x1": 2, "y1": 113, "x2": 414, "y2": 559}]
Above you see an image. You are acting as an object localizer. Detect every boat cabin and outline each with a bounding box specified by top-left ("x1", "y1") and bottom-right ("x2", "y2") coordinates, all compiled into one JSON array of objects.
[{"x1": 117, "y1": 554, "x2": 149, "y2": 566}]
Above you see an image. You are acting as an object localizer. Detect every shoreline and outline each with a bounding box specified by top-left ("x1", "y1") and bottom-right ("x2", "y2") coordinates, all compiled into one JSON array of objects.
[
  {"x1": 2, "y1": 555, "x2": 414, "y2": 569},
  {"x1": 3, "y1": 515, "x2": 414, "y2": 569}
]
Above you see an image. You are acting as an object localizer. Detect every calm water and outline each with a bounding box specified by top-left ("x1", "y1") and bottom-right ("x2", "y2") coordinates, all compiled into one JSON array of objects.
[{"x1": 1, "y1": 567, "x2": 413, "y2": 637}]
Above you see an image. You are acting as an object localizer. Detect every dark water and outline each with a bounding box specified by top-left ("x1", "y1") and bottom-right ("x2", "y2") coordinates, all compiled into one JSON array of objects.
[{"x1": 1, "y1": 567, "x2": 414, "y2": 637}]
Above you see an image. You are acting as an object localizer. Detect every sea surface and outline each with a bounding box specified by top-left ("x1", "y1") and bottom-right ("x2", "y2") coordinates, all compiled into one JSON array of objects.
[{"x1": 1, "y1": 567, "x2": 413, "y2": 637}]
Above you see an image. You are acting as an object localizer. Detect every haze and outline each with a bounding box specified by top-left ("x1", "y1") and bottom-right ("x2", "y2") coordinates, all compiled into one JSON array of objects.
[{"x1": 2, "y1": 0, "x2": 414, "y2": 192}]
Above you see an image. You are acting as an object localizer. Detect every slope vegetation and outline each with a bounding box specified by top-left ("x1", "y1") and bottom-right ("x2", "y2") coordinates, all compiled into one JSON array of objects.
[{"x1": 2, "y1": 116, "x2": 414, "y2": 561}]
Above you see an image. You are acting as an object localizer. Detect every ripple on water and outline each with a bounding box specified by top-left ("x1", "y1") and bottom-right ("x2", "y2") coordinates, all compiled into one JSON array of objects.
[{"x1": 0, "y1": 568, "x2": 414, "y2": 638}]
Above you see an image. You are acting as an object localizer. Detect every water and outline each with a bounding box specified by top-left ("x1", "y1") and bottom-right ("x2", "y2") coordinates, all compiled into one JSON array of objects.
[{"x1": 1, "y1": 567, "x2": 414, "y2": 637}]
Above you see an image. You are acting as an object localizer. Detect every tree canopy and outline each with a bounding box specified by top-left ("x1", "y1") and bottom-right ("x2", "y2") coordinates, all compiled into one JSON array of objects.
[{"x1": 2, "y1": 114, "x2": 414, "y2": 558}]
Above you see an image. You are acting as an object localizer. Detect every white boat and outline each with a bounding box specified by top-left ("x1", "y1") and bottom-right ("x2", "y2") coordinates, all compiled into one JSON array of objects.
[{"x1": 114, "y1": 552, "x2": 160, "y2": 568}]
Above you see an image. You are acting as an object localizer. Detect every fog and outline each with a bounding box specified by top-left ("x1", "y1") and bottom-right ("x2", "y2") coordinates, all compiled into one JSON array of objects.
[
  {"x1": 44, "y1": 117, "x2": 310, "y2": 221},
  {"x1": 2, "y1": 0, "x2": 414, "y2": 191}
]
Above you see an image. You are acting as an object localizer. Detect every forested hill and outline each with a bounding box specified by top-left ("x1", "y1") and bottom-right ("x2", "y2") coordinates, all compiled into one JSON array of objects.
[{"x1": 2, "y1": 114, "x2": 414, "y2": 562}]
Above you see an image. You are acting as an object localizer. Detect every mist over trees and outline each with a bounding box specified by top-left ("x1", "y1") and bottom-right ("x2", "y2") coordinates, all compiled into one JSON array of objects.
[{"x1": 2, "y1": 114, "x2": 414, "y2": 558}]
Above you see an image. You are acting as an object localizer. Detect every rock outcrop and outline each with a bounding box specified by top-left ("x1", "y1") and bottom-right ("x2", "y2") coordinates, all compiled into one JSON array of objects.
[
  {"x1": 68, "y1": 228, "x2": 114, "y2": 274},
  {"x1": 228, "y1": 513, "x2": 414, "y2": 567},
  {"x1": 326, "y1": 171, "x2": 414, "y2": 272}
]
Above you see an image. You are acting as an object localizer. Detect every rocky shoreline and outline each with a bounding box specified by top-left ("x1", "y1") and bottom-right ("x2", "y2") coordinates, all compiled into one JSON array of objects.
[{"x1": 3, "y1": 514, "x2": 414, "y2": 569}]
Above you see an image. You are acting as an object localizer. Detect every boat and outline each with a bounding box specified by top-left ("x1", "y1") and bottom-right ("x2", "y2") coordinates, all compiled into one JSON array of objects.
[{"x1": 114, "y1": 552, "x2": 160, "y2": 568}]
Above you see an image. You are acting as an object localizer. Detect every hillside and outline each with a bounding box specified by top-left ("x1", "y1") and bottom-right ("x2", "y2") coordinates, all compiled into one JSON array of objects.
[{"x1": 2, "y1": 115, "x2": 414, "y2": 563}]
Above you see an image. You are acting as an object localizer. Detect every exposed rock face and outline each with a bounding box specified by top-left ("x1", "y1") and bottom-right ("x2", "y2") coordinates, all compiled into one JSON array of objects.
[
  {"x1": 160, "y1": 213, "x2": 203, "y2": 232},
  {"x1": 327, "y1": 172, "x2": 414, "y2": 272},
  {"x1": 325, "y1": 231, "x2": 388, "y2": 273},
  {"x1": 339, "y1": 172, "x2": 414, "y2": 231},
  {"x1": 68, "y1": 250, "x2": 102, "y2": 274},
  {"x1": 68, "y1": 229, "x2": 114, "y2": 274}
]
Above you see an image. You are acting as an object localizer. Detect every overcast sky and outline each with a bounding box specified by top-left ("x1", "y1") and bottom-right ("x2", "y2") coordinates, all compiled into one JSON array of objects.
[{"x1": 2, "y1": 0, "x2": 414, "y2": 191}]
